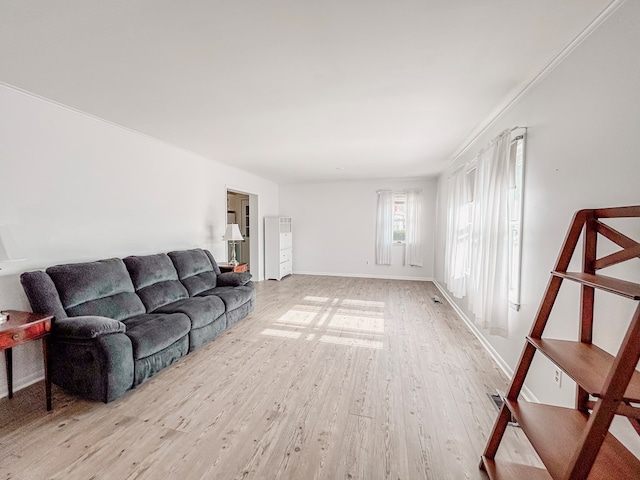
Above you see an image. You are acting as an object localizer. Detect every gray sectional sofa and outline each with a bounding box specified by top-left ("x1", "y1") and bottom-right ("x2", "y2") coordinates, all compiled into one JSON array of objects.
[{"x1": 20, "y1": 248, "x2": 255, "y2": 403}]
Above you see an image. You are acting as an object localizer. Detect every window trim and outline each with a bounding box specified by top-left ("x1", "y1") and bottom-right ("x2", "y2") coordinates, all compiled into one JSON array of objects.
[{"x1": 508, "y1": 130, "x2": 526, "y2": 310}]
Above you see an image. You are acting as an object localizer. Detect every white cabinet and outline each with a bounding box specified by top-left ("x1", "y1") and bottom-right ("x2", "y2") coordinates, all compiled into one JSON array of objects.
[{"x1": 265, "y1": 217, "x2": 292, "y2": 281}]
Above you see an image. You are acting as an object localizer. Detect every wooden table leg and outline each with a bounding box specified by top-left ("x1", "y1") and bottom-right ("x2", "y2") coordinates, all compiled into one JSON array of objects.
[
  {"x1": 42, "y1": 338, "x2": 51, "y2": 411},
  {"x1": 4, "y1": 347, "x2": 12, "y2": 399}
]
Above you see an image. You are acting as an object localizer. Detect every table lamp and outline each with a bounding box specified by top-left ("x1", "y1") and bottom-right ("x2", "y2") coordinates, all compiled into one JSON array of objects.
[{"x1": 224, "y1": 224, "x2": 244, "y2": 266}]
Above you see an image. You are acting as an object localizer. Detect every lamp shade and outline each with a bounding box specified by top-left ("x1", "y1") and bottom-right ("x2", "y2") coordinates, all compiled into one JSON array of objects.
[
  {"x1": 0, "y1": 224, "x2": 26, "y2": 263},
  {"x1": 224, "y1": 224, "x2": 244, "y2": 242}
]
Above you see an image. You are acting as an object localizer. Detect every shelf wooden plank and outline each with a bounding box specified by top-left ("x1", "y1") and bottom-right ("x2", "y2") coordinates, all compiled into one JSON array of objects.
[
  {"x1": 552, "y1": 272, "x2": 640, "y2": 300},
  {"x1": 528, "y1": 338, "x2": 640, "y2": 403},
  {"x1": 505, "y1": 400, "x2": 640, "y2": 479},
  {"x1": 481, "y1": 457, "x2": 551, "y2": 480}
]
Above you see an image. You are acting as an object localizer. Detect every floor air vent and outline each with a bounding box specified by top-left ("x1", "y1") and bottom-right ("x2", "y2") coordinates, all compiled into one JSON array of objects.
[{"x1": 486, "y1": 391, "x2": 518, "y2": 427}]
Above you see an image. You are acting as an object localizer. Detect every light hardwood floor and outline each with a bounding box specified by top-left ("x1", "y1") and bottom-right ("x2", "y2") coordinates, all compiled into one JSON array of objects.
[{"x1": 0, "y1": 276, "x2": 539, "y2": 479}]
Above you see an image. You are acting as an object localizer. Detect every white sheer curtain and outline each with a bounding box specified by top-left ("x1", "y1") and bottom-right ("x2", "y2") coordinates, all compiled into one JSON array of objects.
[
  {"x1": 445, "y1": 129, "x2": 511, "y2": 336},
  {"x1": 467, "y1": 129, "x2": 511, "y2": 336},
  {"x1": 444, "y1": 167, "x2": 471, "y2": 298},
  {"x1": 405, "y1": 190, "x2": 423, "y2": 266},
  {"x1": 375, "y1": 190, "x2": 393, "y2": 265}
]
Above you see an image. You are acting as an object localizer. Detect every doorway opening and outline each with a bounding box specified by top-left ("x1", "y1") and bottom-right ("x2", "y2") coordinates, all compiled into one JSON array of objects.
[{"x1": 226, "y1": 189, "x2": 254, "y2": 273}]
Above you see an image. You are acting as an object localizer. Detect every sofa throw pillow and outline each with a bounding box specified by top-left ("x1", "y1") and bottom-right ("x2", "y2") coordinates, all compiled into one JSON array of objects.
[{"x1": 217, "y1": 272, "x2": 252, "y2": 287}]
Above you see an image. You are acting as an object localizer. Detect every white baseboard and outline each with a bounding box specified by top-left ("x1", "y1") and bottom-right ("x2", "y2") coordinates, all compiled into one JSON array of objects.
[
  {"x1": 293, "y1": 271, "x2": 433, "y2": 282},
  {"x1": 433, "y1": 279, "x2": 538, "y2": 403},
  {"x1": 0, "y1": 370, "x2": 44, "y2": 400}
]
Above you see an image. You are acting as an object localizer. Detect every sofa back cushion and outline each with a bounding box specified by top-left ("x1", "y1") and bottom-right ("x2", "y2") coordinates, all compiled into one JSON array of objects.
[
  {"x1": 168, "y1": 249, "x2": 220, "y2": 296},
  {"x1": 123, "y1": 253, "x2": 189, "y2": 312},
  {"x1": 20, "y1": 270, "x2": 68, "y2": 320},
  {"x1": 47, "y1": 258, "x2": 146, "y2": 321}
]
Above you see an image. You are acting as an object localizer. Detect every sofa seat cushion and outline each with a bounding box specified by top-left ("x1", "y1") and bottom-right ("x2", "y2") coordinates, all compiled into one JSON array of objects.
[
  {"x1": 133, "y1": 336, "x2": 188, "y2": 387},
  {"x1": 198, "y1": 284, "x2": 255, "y2": 311},
  {"x1": 122, "y1": 313, "x2": 190, "y2": 360},
  {"x1": 155, "y1": 295, "x2": 225, "y2": 329}
]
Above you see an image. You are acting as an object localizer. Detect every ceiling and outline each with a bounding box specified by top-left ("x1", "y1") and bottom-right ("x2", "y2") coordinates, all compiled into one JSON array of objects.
[{"x1": 0, "y1": 1, "x2": 613, "y2": 183}]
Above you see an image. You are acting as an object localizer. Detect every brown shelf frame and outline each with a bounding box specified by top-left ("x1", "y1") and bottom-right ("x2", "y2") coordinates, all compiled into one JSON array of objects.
[{"x1": 481, "y1": 206, "x2": 640, "y2": 480}]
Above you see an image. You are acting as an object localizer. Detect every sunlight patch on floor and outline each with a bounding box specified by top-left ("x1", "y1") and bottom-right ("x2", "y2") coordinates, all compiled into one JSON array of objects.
[
  {"x1": 328, "y1": 315, "x2": 384, "y2": 333},
  {"x1": 335, "y1": 307, "x2": 384, "y2": 317},
  {"x1": 318, "y1": 335, "x2": 383, "y2": 350},
  {"x1": 275, "y1": 309, "x2": 317, "y2": 325},
  {"x1": 341, "y1": 299, "x2": 385, "y2": 308},
  {"x1": 264, "y1": 296, "x2": 387, "y2": 348},
  {"x1": 260, "y1": 328, "x2": 302, "y2": 339}
]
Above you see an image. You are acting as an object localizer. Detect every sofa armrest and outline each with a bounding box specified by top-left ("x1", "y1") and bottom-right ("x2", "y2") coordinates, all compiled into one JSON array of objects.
[
  {"x1": 217, "y1": 272, "x2": 252, "y2": 287},
  {"x1": 53, "y1": 316, "x2": 126, "y2": 339},
  {"x1": 49, "y1": 318, "x2": 133, "y2": 403}
]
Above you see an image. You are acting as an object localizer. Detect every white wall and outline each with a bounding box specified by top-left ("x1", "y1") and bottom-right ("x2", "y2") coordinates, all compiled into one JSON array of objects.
[
  {"x1": 280, "y1": 177, "x2": 436, "y2": 280},
  {"x1": 434, "y1": 0, "x2": 640, "y2": 448},
  {"x1": 0, "y1": 84, "x2": 279, "y2": 397}
]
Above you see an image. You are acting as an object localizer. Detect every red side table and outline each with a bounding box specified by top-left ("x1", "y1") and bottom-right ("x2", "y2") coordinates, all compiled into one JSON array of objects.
[
  {"x1": 218, "y1": 262, "x2": 248, "y2": 273},
  {"x1": 0, "y1": 310, "x2": 53, "y2": 410}
]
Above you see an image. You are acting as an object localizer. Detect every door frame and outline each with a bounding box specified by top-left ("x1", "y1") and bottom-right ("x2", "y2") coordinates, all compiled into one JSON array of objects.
[{"x1": 226, "y1": 186, "x2": 259, "y2": 279}]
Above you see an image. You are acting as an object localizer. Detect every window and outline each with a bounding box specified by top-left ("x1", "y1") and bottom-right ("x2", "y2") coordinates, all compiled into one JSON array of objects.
[
  {"x1": 463, "y1": 166, "x2": 476, "y2": 276},
  {"x1": 508, "y1": 133, "x2": 525, "y2": 309},
  {"x1": 392, "y1": 193, "x2": 406, "y2": 242},
  {"x1": 444, "y1": 127, "x2": 525, "y2": 335},
  {"x1": 377, "y1": 189, "x2": 423, "y2": 266}
]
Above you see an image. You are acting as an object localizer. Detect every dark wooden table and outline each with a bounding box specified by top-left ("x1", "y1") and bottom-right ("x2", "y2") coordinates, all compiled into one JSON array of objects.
[{"x1": 0, "y1": 310, "x2": 53, "y2": 410}]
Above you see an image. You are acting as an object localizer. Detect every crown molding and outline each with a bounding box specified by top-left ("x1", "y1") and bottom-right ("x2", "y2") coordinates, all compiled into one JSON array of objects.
[{"x1": 447, "y1": 0, "x2": 625, "y2": 169}]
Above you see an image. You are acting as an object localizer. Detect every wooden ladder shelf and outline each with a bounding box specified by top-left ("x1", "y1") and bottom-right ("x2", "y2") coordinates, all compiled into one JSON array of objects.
[{"x1": 480, "y1": 206, "x2": 640, "y2": 480}]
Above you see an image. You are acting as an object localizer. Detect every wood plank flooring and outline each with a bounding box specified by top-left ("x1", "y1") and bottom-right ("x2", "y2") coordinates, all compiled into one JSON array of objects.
[{"x1": 0, "y1": 275, "x2": 540, "y2": 479}]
